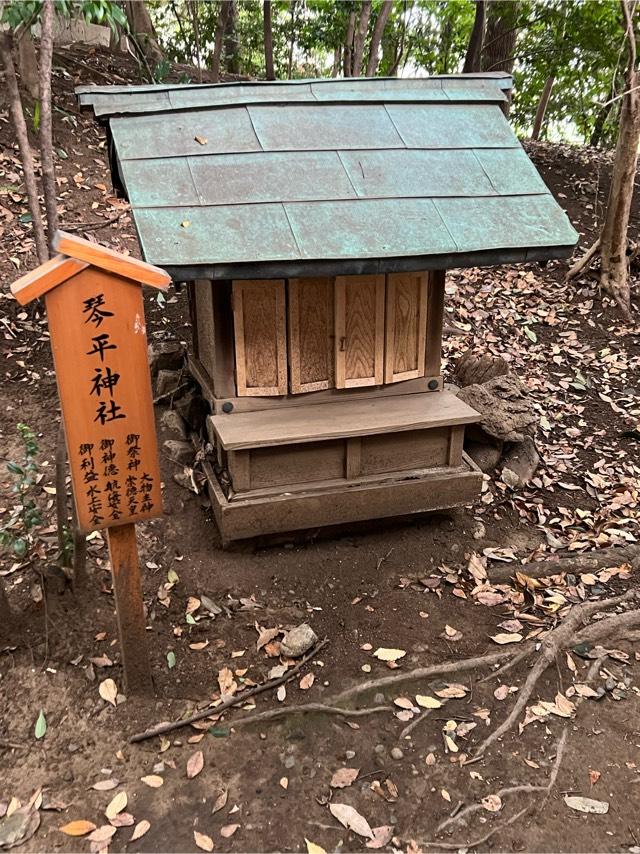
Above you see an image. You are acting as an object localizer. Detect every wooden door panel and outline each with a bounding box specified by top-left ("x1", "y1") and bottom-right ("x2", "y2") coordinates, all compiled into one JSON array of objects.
[
  {"x1": 384, "y1": 272, "x2": 428, "y2": 383},
  {"x1": 233, "y1": 280, "x2": 287, "y2": 396},
  {"x1": 288, "y1": 277, "x2": 334, "y2": 393},
  {"x1": 335, "y1": 275, "x2": 385, "y2": 388}
]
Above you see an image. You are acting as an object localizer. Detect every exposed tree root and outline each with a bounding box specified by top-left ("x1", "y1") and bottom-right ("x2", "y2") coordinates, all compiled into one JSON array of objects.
[
  {"x1": 229, "y1": 703, "x2": 390, "y2": 728},
  {"x1": 476, "y1": 590, "x2": 638, "y2": 756},
  {"x1": 566, "y1": 238, "x2": 601, "y2": 281},
  {"x1": 425, "y1": 728, "x2": 568, "y2": 850},
  {"x1": 330, "y1": 650, "x2": 515, "y2": 706},
  {"x1": 488, "y1": 544, "x2": 640, "y2": 583}
]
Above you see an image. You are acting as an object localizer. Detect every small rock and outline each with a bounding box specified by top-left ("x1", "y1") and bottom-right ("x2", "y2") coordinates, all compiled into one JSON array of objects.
[
  {"x1": 472, "y1": 521, "x2": 486, "y2": 540},
  {"x1": 374, "y1": 693, "x2": 385, "y2": 705},
  {"x1": 283, "y1": 755, "x2": 296, "y2": 769},
  {"x1": 280, "y1": 624, "x2": 318, "y2": 658},
  {"x1": 374, "y1": 744, "x2": 385, "y2": 755},
  {"x1": 155, "y1": 369, "x2": 182, "y2": 398},
  {"x1": 345, "y1": 750, "x2": 356, "y2": 760},
  {"x1": 67, "y1": 743, "x2": 80, "y2": 753},
  {"x1": 450, "y1": 543, "x2": 460, "y2": 554},
  {"x1": 391, "y1": 747, "x2": 404, "y2": 760},
  {"x1": 162, "y1": 439, "x2": 193, "y2": 465},
  {"x1": 161, "y1": 409, "x2": 188, "y2": 439},
  {"x1": 501, "y1": 437, "x2": 540, "y2": 487}
]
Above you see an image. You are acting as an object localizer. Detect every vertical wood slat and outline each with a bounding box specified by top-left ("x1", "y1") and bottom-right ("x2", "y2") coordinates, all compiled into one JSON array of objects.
[
  {"x1": 334, "y1": 274, "x2": 385, "y2": 389},
  {"x1": 384, "y1": 271, "x2": 428, "y2": 384},
  {"x1": 425, "y1": 270, "x2": 445, "y2": 378},
  {"x1": 448, "y1": 425, "x2": 464, "y2": 467},
  {"x1": 233, "y1": 280, "x2": 287, "y2": 396},
  {"x1": 288, "y1": 277, "x2": 334, "y2": 394},
  {"x1": 345, "y1": 437, "x2": 362, "y2": 479},
  {"x1": 228, "y1": 450, "x2": 251, "y2": 492},
  {"x1": 211, "y1": 280, "x2": 236, "y2": 399},
  {"x1": 194, "y1": 279, "x2": 215, "y2": 381}
]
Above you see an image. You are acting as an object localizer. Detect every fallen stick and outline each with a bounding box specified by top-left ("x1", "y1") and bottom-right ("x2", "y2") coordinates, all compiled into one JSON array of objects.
[
  {"x1": 129, "y1": 638, "x2": 329, "y2": 744},
  {"x1": 330, "y1": 650, "x2": 516, "y2": 706},
  {"x1": 489, "y1": 544, "x2": 640, "y2": 583},
  {"x1": 573, "y1": 607, "x2": 640, "y2": 647},
  {"x1": 476, "y1": 590, "x2": 638, "y2": 756},
  {"x1": 436, "y1": 783, "x2": 546, "y2": 834},
  {"x1": 229, "y1": 703, "x2": 390, "y2": 728}
]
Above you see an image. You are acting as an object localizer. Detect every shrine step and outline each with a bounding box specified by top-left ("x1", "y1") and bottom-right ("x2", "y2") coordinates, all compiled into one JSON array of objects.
[{"x1": 208, "y1": 389, "x2": 478, "y2": 451}]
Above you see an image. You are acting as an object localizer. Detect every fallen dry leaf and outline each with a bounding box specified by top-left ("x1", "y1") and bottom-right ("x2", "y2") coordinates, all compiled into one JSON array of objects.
[
  {"x1": 141, "y1": 775, "x2": 163, "y2": 788},
  {"x1": 305, "y1": 840, "x2": 326, "y2": 854},
  {"x1": 482, "y1": 794, "x2": 503, "y2": 812},
  {"x1": 105, "y1": 791, "x2": 127, "y2": 821},
  {"x1": 87, "y1": 825, "x2": 117, "y2": 845},
  {"x1": 373, "y1": 648, "x2": 406, "y2": 662},
  {"x1": 299, "y1": 673, "x2": 315, "y2": 690},
  {"x1": 59, "y1": 820, "x2": 97, "y2": 836},
  {"x1": 194, "y1": 830, "x2": 214, "y2": 851},
  {"x1": 91, "y1": 779, "x2": 119, "y2": 791},
  {"x1": 187, "y1": 751, "x2": 204, "y2": 779},
  {"x1": 415, "y1": 695, "x2": 442, "y2": 709},
  {"x1": 212, "y1": 789, "x2": 228, "y2": 814},
  {"x1": 329, "y1": 803, "x2": 373, "y2": 839},
  {"x1": 220, "y1": 824, "x2": 240, "y2": 838},
  {"x1": 366, "y1": 825, "x2": 393, "y2": 849},
  {"x1": 98, "y1": 678, "x2": 118, "y2": 707},
  {"x1": 564, "y1": 795, "x2": 609, "y2": 814},
  {"x1": 131, "y1": 820, "x2": 150, "y2": 842},
  {"x1": 491, "y1": 632, "x2": 523, "y2": 645},
  {"x1": 330, "y1": 768, "x2": 359, "y2": 788}
]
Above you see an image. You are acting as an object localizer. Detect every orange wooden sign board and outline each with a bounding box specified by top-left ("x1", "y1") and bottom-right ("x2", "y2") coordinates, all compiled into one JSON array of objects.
[
  {"x1": 47, "y1": 268, "x2": 162, "y2": 532},
  {"x1": 11, "y1": 232, "x2": 170, "y2": 534}
]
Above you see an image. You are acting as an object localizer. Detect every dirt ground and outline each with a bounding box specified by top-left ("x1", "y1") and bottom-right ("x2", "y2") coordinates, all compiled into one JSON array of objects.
[{"x1": 1, "y1": 44, "x2": 640, "y2": 854}]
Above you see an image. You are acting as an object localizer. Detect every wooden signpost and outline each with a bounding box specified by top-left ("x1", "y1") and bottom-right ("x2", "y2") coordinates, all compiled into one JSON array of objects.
[{"x1": 10, "y1": 231, "x2": 171, "y2": 694}]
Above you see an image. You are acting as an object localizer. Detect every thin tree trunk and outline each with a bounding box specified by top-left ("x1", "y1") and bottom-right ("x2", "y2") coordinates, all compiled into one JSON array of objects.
[
  {"x1": 224, "y1": 0, "x2": 240, "y2": 75},
  {"x1": 0, "y1": 32, "x2": 47, "y2": 264},
  {"x1": 569, "y1": 0, "x2": 640, "y2": 318},
  {"x1": 365, "y1": 0, "x2": 392, "y2": 76},
  {"x1": 287, "y1": 0, "x2": 297, "y2": 79},
  {"x1": 482, "y1": 0, "x2": 518, "y2": 73},
  {"x1": 263, "y1": 1, "x2": 275, "y2": 80},
  {"x1": 531, "y1": 74, "x2": 555, "y2": 140},
  {"x1": 463, "y1": 0, "x2": 486, "y2": 73},
  {"x1": 344, "y1": 6, "x2": 356, "y2": 76},
  {"x1": 123, "y1": 1, "x2": 163, "y2": 66},
  {"x1": 331, "y1": 45, "x2": 342, "y2": 77},
  {"x1": 352, "y1": 1, "x2": 372, "y2": 77},
  {"x1": 39, "y1": 0, "x2": 58, "y2": 252},
  {"x1": 189, "y1": 1, "x2": 202, "y2": 82},
  {"x1": 590, "y1": 78, "x2": 618, "y2": 147},
  {"x1": 211, "y1": 1, "x2": 231, "y2": 82}
]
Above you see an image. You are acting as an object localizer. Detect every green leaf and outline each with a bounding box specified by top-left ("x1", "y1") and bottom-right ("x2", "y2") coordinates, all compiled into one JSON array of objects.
[
  {"x1": 167, "y1": 651, "x2": 176, "y2": 670},
  {"x1": 523, "y1": 326, "x2": 537, "y2": 343},
  {"x1": 13, "y1": 538, "x2": 27, "y2": 557},
  {"x1": 7, "y1": 462, "x2": 24, "y2": 475},
  {"x1": 185, "y1": 613, "x2": 196, "y2": 625},
  {"x1": 35, "y1": 709, "x2": 47, "y2": 739},
  {"x1": 167, "y1": 568, "x2": 179, "y2": 584},
  {"x1": 208, "y1": 726, "x2": 229, "y2": 738}
]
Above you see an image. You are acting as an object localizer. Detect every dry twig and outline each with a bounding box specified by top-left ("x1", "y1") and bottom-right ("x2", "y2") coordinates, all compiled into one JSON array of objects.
[
  {"x1": 130, "y1": 638, "x2": 329, "y2": 743},
  {"x1": 230, "y1": 703, "x2": 390, "y2": 728}
]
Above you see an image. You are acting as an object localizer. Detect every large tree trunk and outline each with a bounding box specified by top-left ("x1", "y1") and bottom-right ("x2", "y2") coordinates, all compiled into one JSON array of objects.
[
  {"x1": 344, "y1": 5, "x2": 356, "y2": 77},
  {"x1": 481, "y1": 0, "x2": 518, "y2": 73},
  {"x1": 211, "y1": 1, "x2": 231, "y2": 82},
  {"x1": 263, "y1": 1, "x2": 275, "y2": 80},
  {"x1": 352, "y1": 1, "x2": 372, "y2": 77},
  {"x1": 365, "y1": 0, "x2": 392, "y2": 76},
  {"x1": 123, "y1": 1, "x2": 163, "y2": 67},
  {"x1": 39, "y1": 0, "x2": 58, "y2": 251},
  {"x1": 224, "y1": 0, "x2": 241, "y2": 75},
  {"x1": 463, "y1": 1, "x2": 486, "y2": 73},
  {"x1": 0, "y1": 32, "x2": 47, "y2": 264},
  {"x1": 531, "y1": 74, "x2": 555, "y2": 140}
]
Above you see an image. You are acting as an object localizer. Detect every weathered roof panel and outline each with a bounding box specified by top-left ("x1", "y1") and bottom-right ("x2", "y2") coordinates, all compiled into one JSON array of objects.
[{"x1": 77, "y1": 75, "x2": 578, "y2": 277}]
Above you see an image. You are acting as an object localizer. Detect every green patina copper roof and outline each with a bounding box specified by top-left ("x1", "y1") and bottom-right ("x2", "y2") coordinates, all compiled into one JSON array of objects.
[{"x1": 77, "y1": 75, "x2": 578, "y2": 280}]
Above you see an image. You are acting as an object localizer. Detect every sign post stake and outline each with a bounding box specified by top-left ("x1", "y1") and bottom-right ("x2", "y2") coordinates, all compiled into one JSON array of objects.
[
  {"x1": 107, "y1": 523, "x2": 153, "y2": 694},
  {"x1": 10, "y1": 231, "x2": 171, "y2": 697}
]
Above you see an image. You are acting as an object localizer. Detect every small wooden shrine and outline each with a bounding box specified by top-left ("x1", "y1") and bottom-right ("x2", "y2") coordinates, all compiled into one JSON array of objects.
[{"x1": 79, "y1": 74, "x2": 577, "y2": 543}]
